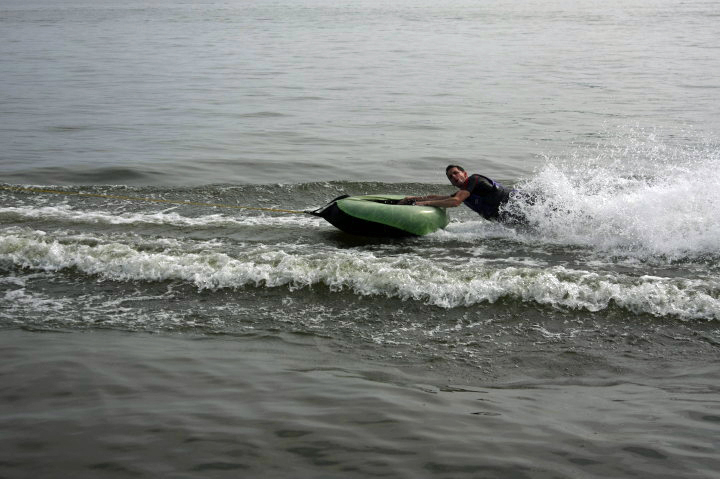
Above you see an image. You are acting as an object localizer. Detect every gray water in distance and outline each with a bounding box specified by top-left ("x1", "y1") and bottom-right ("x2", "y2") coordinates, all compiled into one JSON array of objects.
[
  {"x1": 2, "y1": 0, "x2": 719, "y2": 185},
  {"x1": 1, "y1": 1, "x2": 719, "y2": 478}
]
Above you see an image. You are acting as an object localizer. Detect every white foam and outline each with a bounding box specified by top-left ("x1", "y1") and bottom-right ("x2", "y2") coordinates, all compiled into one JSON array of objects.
[
  {"x1": 503, "y1": 129, "x2": 720, "y2": 262},
  {"x1": 0, "y1": 287, "x2": 72, "y2": 316},
  {"x1": 0, "y1": 275, "x2": 26, "y2": 287},
  {"x1": 1, "y1": 229, "x2": 718, "y2": 320},
  {"x1": 0, "y1": 205, "x2": 323, "y2": 228}
]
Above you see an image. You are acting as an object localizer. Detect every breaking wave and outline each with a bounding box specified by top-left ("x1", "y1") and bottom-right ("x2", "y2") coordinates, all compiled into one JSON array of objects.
[{"x1": 2, "y1": 228, "x2": 718, "y2": 320}]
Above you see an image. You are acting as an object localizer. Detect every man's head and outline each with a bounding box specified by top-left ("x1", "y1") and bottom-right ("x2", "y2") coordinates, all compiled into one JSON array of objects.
[{"x1": 445, "y1": 165, "x2": 468, "y2": 188}]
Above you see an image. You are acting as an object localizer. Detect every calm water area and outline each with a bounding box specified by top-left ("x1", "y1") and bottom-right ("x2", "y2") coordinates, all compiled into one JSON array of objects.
[{"x1": 1, "y1": 0, "x2": 719, "y2": 477}]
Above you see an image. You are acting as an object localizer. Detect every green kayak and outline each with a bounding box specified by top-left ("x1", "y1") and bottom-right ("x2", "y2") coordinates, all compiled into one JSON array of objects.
[{"x1": 311, "y1": 194, "x2": 450, "y2": 237}]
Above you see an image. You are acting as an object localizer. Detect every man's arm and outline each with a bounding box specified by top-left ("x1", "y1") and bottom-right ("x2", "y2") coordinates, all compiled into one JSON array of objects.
[
  {"x1": 416, "y1": 190, "x2": 470, "y2": 208},
  {"x1": 398, "y1": 194, "x2": 448, "y2": 205}
]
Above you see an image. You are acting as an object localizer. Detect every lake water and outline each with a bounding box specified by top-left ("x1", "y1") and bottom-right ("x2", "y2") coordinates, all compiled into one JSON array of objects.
[{"x1": 1, "y1": 0, "x2": 719, "y2": 478}]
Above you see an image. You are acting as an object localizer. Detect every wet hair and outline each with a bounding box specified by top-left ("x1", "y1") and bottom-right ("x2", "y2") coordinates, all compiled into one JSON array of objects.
[{"x1": 445, "y1": 164, "x2": 465, "y2": 174}]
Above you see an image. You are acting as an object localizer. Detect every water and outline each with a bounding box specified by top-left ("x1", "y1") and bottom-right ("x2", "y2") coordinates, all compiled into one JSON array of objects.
[
  {"x1": 1, "y1": 0, "x2": 720, "y2": 478},
  {"x1": 3, "y1": 0, "x2": 719, "y2": 185}
]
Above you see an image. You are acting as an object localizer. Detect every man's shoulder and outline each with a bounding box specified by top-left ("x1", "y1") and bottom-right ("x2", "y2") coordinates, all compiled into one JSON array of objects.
[
  {"x1": 462, "y1": 174, "x2": 496, "y2": 194},
  {"x1": 462, "y1": 174, "x2": 487, "y2": 188}
]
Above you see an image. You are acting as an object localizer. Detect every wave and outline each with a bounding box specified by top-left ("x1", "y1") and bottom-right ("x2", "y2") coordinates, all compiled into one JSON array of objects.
[
  {"x1": 2, "y1": 228, "x2": 718, "y2": 321},
  {"x1": 0, "y1": 181, "x2": 449, "y2": 211},
  {"x1": 2, "y1": 166, "x2": 162, "y2": 186},
  {"x1": 0, "y1": 204, "x2": 323, "y2": 228}
]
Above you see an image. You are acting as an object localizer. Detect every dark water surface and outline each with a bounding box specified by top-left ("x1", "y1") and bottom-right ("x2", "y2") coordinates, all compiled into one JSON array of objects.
[
  {"x1": 2, "y1": 0, "x2": 720, "y2": 477},
  {"x1": 3, "y1": 330, "x2": 719, "y2": 479}
]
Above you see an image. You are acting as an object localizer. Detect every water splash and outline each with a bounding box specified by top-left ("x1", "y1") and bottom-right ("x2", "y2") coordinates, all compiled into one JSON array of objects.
[{"x1": 506, "y1": 129, "x2": 720, "y2": 262}]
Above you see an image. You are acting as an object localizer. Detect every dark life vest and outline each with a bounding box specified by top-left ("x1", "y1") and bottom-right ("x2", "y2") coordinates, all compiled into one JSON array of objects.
[{"x1": 459, "y1": 174, "x2": 511, "y2": 220}]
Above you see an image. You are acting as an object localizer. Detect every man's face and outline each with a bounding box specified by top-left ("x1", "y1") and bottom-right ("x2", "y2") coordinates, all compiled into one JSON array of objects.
[{"x1": 446, "y1": 167, "x2": 468, "y2": 188}]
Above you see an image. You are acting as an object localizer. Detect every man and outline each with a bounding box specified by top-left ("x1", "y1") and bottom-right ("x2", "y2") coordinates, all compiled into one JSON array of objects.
[{"x1": 400, "y1": 165, "x2": 515, "y2": 222}]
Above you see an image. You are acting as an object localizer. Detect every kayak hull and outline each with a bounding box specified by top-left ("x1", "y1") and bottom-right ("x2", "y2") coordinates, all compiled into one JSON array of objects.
[{"x1": 312, "y1": 194, "x2": 450, "y2": 237}]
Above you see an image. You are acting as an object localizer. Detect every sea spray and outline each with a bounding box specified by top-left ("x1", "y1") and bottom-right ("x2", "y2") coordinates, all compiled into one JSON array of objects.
[{"x1": 504, "y1": 129, "x2": 720, "y2": 262}]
